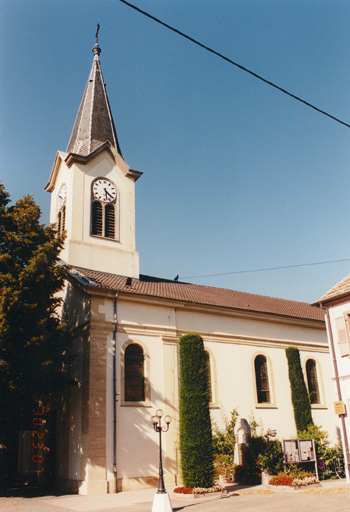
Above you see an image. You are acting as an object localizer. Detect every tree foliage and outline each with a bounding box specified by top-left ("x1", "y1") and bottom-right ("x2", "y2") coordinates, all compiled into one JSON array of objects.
[
  {"x1": 0, "y1": 182, "x2": 71, "y2": 422},
  {"x1": 179, "y1": 333, "x2": 214, "y2": 488},
  {"x1": 285, "y1": 346, "x2": 313, "y2": 432}
]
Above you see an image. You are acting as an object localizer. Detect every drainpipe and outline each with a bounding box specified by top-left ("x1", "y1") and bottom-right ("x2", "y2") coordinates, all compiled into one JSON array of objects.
[
  {"x1": 113, "y1": 293, "x2": 118, "y2": 489},
  {"x1": 324, "y1": 307, "x2": 350, "y2": 479}
]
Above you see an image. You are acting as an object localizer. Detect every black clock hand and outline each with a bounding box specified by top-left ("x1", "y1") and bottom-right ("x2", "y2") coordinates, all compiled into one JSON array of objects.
[{"x1": 104, "y1": 188, "x2": 113, "y2": 201}]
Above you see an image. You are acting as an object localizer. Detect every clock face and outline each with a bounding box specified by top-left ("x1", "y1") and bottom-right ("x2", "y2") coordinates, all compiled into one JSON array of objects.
[
  {"x1": 57, "y1": 184, "x2": 67, "y2": 210},
  {"x1": 93, "y1": 179, "x2": 117, "y2": 203}
]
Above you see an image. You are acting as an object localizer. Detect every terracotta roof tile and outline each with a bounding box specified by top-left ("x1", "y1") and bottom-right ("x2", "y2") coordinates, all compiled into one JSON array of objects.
[
  {"x1": 70, "y1": 267, "x2": 324, "y2": 322},
  {"x1": 317, "y1": 273, "x2": 350, "y2": 304}
]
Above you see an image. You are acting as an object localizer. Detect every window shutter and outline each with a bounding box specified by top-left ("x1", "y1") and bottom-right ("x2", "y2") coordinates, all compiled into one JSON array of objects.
[
  {"x1": 92, "y1": 201, "x2": 103, "y2": 236},
  {"x1": 104, "y1": 204, "x2": 115, "y2": 239},
  {"x1": 335, "y1": 317, "x2": 350, "y2": 357}
]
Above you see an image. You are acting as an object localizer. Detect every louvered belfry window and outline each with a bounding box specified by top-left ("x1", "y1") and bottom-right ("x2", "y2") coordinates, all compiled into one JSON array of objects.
[
  {"x1": 306, "y1": 359, "x2": 320, "y2": 404},
  {"x1": 91, "y1": 189, "x2": 117, "y2": 239},
  {"x1": 125, "y1": 344, "x2": 145, "y2": 402},
  {"x1": 92, "y1": 201, "x2": 103, "y2": 236},
  {"x1": 255, "y1": 355, "x2": 271, "y2": 403},
  {"x1": 104, "y1": 203, "x2": 115, "y2": 238}
]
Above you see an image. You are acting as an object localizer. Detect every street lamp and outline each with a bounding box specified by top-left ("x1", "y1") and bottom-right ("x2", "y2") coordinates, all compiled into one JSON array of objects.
[{"x1": 150, "y1": 409, "x2": 173, "y2": 512}]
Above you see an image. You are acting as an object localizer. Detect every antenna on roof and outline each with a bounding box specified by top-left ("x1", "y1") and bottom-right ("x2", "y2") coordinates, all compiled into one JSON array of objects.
[{"x1": 95, "y1": 22, "x2": 100, "y2": 44}]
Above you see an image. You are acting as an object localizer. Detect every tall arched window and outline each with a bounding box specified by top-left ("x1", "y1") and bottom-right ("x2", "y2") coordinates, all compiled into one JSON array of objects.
[
  {"x1": 57, "y1": 206, "x2": 66, "y2": 234},
  {"x1": 124, "y1": 343, "x2": 145, "y2": 402},
  {"x1": 91, "y1": 178, "x2": 118, "y2": 240},
  {"x1": 204, "y1": 351, "x2": 212, "y2": 403},
  {"x1": 255, "y1": 355, "x2": 270, "y2": 403},
  {"x1": 57, "y1": 183, "x2": 67, "y2": 235},
  {"x1": 306, "y1": 359, "x2": 320, "y2": 404}
]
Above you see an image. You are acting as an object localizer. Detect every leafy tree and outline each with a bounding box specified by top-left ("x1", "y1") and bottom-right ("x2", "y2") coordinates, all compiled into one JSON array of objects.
[
  {"x1": 285, "y1": 346, "x2": 313, "y2": 432},
  {"x1": 179, "y1": 333, "x2": 214, "y2": 488},
  {"x1": 0, "y1": 182, "x2": 71, "y2": 480}
]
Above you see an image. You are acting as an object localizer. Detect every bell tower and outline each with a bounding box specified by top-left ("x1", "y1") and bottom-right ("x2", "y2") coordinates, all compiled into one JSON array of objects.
[{"x1": 45, "y1": 35, "x2": 142, "y2": 278}]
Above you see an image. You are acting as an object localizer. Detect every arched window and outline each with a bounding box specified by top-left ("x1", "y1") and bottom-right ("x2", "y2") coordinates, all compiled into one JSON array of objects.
[
  {"x1": 306, "y1": 359, "x2": 320, "y2": 404},
  {"x1": 124, "y1": 344, "x2": 145, "y2": 402},
  {"x1": 204, "y1": 351, "x2": 212, "y2": 402},
  {"x1": 57, "y1": 206, "x2": 66, "y2": 234},
  {"x1": 91, "y1": 179, "x2": 118, "y2": 240},
  {"x1": 255, "y1": 355, "x2": 270, "y2": 403}
]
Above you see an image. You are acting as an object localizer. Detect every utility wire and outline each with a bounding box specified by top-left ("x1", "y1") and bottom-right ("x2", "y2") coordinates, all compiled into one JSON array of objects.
[
  {"x1": 181, "y1": 258, "x2": 350, "y2": 280},
  {"x1": 119, "y1": 0, "x2": 350, "y2": 129}
]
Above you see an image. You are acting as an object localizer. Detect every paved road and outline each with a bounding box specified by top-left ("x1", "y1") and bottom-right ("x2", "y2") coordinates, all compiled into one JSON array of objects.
[{"x1": 0, "y1": 480, "x2": 349, "y2": 512}]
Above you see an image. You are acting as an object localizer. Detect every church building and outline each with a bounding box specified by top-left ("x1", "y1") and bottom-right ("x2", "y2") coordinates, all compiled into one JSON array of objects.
[{"x1": 45, "y1": 39, "x2": 339, "y2": 494}]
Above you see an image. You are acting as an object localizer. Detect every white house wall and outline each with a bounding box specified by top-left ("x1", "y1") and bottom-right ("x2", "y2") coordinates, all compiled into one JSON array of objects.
[{"x1": 325, "y1": 302, "x2": 350, "y2": 482}]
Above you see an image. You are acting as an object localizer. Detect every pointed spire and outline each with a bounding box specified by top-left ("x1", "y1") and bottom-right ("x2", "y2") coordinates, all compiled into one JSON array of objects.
[{"x1": 66, "y1": 27, "x2": 122, "y2": 157}]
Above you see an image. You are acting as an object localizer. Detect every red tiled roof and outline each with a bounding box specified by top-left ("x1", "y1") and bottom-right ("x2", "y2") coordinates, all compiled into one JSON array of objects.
[
  {"x1": 317, "y1": 273, "x2": 350, "y2": 304},
  {"x1": 70, "y1": 267, "x2": 324, "y2": 322}
]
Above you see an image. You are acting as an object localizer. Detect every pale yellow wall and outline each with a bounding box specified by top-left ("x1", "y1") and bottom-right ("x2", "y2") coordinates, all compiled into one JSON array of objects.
[
  {"x1": 111, "y1": 294, "x2": 338, "y2": 491},
  {"x1": 47, "y1": 150, "x2": 139, "y2": 277},
  {"x1": 60, "y1": 287, "x2": 338, "y2": 493}
]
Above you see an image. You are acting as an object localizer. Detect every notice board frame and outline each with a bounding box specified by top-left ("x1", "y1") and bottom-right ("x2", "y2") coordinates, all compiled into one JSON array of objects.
[{"x1": 283, "y1": 438, "x2": 318, "y2": 480}]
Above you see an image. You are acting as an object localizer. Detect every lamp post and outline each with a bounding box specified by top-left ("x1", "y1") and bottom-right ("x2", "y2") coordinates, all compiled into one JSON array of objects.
[{"x1": 150, "y1": 409, "x2": 173, "y2": 512}]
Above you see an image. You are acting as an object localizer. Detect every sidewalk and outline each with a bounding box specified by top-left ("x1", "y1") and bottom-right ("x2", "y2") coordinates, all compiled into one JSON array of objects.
[{"x1": 0, "y1": 479, "x2": 349, "y2": 512}]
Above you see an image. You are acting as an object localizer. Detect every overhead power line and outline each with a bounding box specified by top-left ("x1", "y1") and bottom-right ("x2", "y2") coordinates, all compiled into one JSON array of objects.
[
  {"x1": 119, "y1": 0, "x2": 350, "y2": 129},
  {"x1": 181, "y1": 258, "x2": 350, "y2": 280}
]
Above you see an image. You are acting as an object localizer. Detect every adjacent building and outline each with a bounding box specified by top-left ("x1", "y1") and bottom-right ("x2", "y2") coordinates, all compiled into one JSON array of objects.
[{"x1": 316, "y1": 277, "x2": 350, "y2": 483}]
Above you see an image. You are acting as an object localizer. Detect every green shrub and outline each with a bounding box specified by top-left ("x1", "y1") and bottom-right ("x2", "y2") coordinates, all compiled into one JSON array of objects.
[
  {"x1": 212, "y1": 409, "x2": 238, "y2": 457},
  {"x1": 255, "y1": 434, "x2": 284, "y2": 475},
  {"x1": 298, "y1": 424, "x2": 344, "y2": 479},
  {"x1": 285, "y1": 346, "x2": 313, "y2": 432},
  {"x1": 246, "y1": 418, "x2": 284, "y2": 476},
  {"x1": 179, "y1": 333, "x2": 214, "y2": 488},
  {"x1": 234, "y1": 464, "x2": 261, "y2": 485}
]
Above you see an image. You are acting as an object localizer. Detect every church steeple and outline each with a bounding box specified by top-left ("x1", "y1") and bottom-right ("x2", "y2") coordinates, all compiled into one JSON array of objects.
[
  {"x1": 66, "y1": 29, "x2": 122, "y2": 157},
  {"x1": 46, "y1": 31, "x2": 141, "y2": 279}
]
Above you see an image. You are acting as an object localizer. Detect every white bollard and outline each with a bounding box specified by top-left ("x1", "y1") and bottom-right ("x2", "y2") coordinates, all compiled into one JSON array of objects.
[{"x1": 151, "y1": 492, "x2": 173, "y2": 512}]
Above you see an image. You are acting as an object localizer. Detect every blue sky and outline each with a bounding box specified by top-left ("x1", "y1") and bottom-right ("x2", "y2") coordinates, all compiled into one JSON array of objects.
[{"x1": 1, "y1": 0, "x2": 350, "y2": 303}]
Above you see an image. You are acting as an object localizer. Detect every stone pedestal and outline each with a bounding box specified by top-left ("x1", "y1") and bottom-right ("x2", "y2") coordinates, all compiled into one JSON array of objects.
[{"x1": 152, "y1": 492, "x2": 173, "y2": 512}]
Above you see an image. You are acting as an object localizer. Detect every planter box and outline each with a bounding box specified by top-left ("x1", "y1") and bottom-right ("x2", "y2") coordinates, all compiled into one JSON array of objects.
[
  {"x1": 172, "y1": 489, "x2": 228, "y2": 500},
  {"x1": 267, "y1": 483, "x2": 322, "y2": 491}
]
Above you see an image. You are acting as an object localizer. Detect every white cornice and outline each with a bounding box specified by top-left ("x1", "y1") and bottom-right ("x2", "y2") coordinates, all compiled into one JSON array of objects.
[{"x1": 117, "y1": 321, "x2": 329, "y2": 353}]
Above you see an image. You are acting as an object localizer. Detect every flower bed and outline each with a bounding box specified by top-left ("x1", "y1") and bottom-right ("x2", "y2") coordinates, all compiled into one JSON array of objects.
[
  {"x1": 268, "y1": 471, "x2": 320, "y2": 490},
  {"x1": 173, "y1": 483, "x2": 226, "y2": 498}
]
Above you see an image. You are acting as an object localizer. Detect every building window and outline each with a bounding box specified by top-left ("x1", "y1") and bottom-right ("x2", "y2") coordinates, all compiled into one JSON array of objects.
[
  {"x1": 204, "y1": 351, "x2": 212, "y2": 403},
  {"x1": 91, "y1": 201, "x2": 103, "y2": 236},
  {"x1": 306, "y1": 359, "x2": 320, "y2": 404},
  {"x1": 91, "y1": 179, "x2": 118, "y2": 240},
  {"x1": 57, "y1": 206, "x2": 66, "y2": 234},
  {"x1": 336, "y1": 315, "x2": 350, "y2": 357},
  {"x1": 255, "y1": 355, "x2": 270, "y2": 403},
  {"x1": 124, "y1": 343, "x2": 145, "y2": 402}
]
